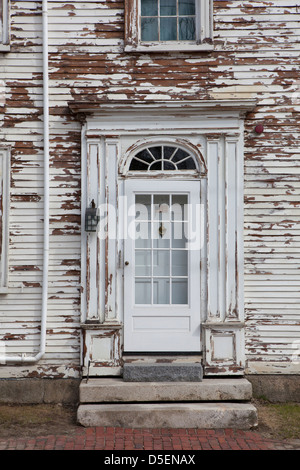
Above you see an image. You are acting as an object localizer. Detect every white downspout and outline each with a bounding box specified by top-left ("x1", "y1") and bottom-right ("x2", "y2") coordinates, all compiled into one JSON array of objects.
[{"x1": 0, "y1": 0, "x2": 49, "y2": 364}]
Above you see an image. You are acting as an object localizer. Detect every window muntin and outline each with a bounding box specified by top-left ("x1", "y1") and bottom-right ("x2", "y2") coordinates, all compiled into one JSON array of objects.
[
  {"x1": 129, "y1": 145, "x2": 197, "y2": 172},
  {"x1": 134, "y1": 192, "x2": 189, "y2": 305},
  {"x1": 141, "y1": 0, "x2": 196, "y2": 42}
]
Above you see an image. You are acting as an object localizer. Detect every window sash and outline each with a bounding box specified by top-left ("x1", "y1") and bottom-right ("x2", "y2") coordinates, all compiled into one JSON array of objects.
[
  {"x1": 140, "y1": 0, "x2": 197, "y2": 42},
  {"x1": 125, "y1": 0, "x2": 213, "y2": 52}
]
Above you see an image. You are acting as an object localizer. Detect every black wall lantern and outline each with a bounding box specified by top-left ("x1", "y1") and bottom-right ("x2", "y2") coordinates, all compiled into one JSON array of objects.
[{"x1": 85, "y1": 199, "x2": 99, "y2": 232}]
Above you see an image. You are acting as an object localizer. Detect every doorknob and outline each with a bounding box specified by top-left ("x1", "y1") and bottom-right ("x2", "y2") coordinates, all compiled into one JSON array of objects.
[{"x1": 125, "y1": 261, "x2": 129, "y2": 266}]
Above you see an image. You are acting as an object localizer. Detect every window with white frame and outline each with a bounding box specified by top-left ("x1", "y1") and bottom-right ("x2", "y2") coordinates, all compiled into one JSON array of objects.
[
  {"x1": 0, "y1": 148, "x2": 10, "y2": 292},
  {"x1": 129, "y1": 145, "x2": 198, "y2": 171},
  {"x1": 125, "y1": 0, "x2": 213, "y2": 52},
  {"x1": 0, "y1": 0, "x2": 9, "y2": 48}
]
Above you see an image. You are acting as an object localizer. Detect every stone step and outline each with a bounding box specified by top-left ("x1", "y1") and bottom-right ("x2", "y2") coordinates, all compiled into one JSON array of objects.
[
  {"x1": 123, "y1": 363, "x2": 203, "y2": 382},
  {"x1": 77, "y1": 402, "x2": 258, "y2": 429},
  {"x1": 123, "y1": 354, "x2": 203, "y2": 382},
  {"x1": 79, "y1": 378, "x2": 253, "y2": 403}
]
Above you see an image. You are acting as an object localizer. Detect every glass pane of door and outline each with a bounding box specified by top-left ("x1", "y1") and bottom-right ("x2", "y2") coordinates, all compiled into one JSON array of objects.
[{"x1": 134, "y1": 193, "x2": 189, "y2": 305}]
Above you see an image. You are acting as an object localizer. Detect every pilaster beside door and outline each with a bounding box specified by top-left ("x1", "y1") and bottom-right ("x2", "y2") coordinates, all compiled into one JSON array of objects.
[{"x1": 203, "y1": 135, "x2": 245, "y2": 375}]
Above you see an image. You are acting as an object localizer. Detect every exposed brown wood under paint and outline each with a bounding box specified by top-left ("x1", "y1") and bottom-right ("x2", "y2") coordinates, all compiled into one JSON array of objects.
[{"x1": 0, "y1": 0, "x2": 299, "y2": 377}]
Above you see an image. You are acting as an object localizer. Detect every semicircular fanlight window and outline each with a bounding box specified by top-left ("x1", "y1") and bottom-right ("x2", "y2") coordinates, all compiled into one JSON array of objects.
[{"x1": 129, "y1": 146, "x2": 197, "y2": 172}]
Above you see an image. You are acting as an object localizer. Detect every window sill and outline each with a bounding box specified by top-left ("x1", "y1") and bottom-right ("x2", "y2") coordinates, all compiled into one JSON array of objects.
[
  {"x1": 124, "y1": 42, "x2": 214, "y2": 53},
  {"x1": 0, "y1": 44, "x2": 10, "y2": 52}
]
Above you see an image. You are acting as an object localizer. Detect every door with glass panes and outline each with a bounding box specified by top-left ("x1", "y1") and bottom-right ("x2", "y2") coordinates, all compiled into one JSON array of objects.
[{"x1": 124, "y1": 179, "x2": 201, "y2": 352}]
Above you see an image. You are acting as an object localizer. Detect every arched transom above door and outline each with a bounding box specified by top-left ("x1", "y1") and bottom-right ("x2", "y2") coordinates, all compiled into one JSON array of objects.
[{"x1": 120, "y1": 139, "x2": 206, "y2": 177}]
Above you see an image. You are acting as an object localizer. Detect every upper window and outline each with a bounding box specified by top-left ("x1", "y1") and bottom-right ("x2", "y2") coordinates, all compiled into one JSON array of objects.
[
  {"x1": 0, "y1": 0, "x2": 9, "y2": 50},
  {"x1": 125, "y1": 0, "x2": 213, "y2": 52},
  {"x1": 141, "y1": 0, "x2": 196, "y2": 42}
]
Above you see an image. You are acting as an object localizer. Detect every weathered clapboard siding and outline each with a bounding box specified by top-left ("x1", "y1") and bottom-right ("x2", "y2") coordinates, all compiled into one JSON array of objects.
[
  {"x1": 0, "y1": 0, "x2": 299, "y2": 376},
  {"x1": 0, "y1": 1, "x2": 82, "y2": 377}
]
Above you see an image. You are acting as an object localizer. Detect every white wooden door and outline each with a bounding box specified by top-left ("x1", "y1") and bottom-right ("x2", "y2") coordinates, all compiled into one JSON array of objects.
[{"x1": 123, "y1": 180, "x2": 202, "y2": 352}]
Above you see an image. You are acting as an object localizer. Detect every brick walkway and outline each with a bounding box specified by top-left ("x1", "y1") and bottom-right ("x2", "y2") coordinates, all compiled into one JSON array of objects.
[{"x1": 0, "y1": 427, "x2": 299, "y2": 451}]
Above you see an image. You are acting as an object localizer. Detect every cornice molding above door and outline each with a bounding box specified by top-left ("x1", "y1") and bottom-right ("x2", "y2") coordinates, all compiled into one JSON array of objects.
[{"x1": 69, "y1": 98, "x2": 257, "y2": 120}]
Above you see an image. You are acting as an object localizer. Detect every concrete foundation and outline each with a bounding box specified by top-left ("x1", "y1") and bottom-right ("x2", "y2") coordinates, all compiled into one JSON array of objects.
[
  {"x1": 0, "y1": 375, "x2": 299, "y2": 405},
  {"x1": 248, "y1": 375, "x2": 300, "y2": 403},
  {"x1": 0, "y1": 378, "x2": 80, "y2": 404}
]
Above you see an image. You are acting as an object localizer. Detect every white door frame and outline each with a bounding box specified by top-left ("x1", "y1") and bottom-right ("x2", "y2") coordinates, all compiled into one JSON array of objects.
[
  {"x1": 75, "y1": 99, "x2": 256, "y2": 375},
  {"x1": 123, "y1": 179, "x2": 202, "y2": 352}
]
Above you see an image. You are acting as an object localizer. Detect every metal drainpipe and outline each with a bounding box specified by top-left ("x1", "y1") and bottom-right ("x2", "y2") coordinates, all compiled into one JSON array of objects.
[{"x1": 0, "y1": 0, "x2": 49, "y2": 364}]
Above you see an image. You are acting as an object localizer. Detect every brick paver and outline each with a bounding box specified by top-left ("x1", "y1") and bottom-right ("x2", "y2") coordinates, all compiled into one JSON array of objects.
[{"x1": 0, "y1": 427, "x2": 299, "y2": 450}]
